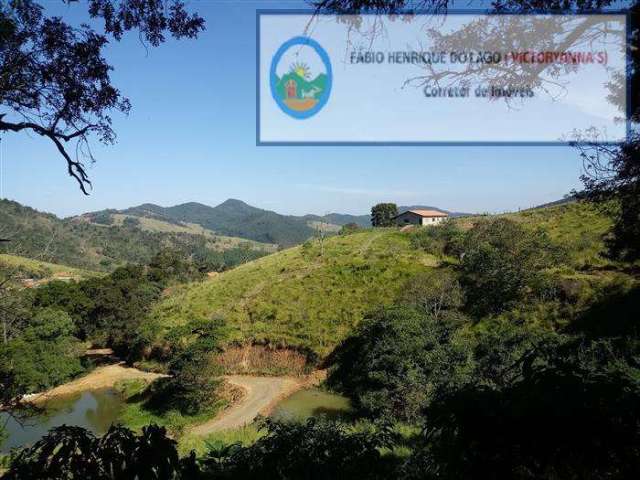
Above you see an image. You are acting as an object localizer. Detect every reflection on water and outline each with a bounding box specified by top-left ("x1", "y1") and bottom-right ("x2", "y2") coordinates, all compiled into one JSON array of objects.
[
  {"x1": 270, "y1": 388, "x2": 352, "y2": 422},
  {"x1": 1, "y1": 389, "x2": 124, "y2": 453}
]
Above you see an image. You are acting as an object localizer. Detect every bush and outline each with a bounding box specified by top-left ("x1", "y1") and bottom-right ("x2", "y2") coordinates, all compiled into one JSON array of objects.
[
  {"x1": 398, "y1": 269, "x2": 464, "y2": 320},
  {"x1": 328, "y1": 306, "x2": 472, "y2": 421},
  {"x1": 405, "y1": 334, "x2": 640, "y2": 480},
  {"x1": 3, "y1": 424, "x2": 197, "y2": 479},
  {"x1": 460, "y1": 218, "x2": 562, "y2": 317},
  {"x1": 409, "y1": 221, "x2": 465, "y2": 257},
  {"x1": 202, "y1": 418, "x2": 396, "y2": 479}
]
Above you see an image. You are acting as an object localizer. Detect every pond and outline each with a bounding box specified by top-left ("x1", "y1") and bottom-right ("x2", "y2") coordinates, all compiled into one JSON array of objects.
[
  {"x1": 1, "y1": 386, "x2": 353, "y2": 454},
  {"x1": 270, "y1": 388, "x2": 352, "y2": 422},
  {"x1": 1, "y1": 389, "x2": 125, "y2": 454}
]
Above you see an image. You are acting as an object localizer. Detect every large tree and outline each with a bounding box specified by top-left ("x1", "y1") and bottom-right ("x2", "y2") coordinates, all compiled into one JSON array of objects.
[
  {"x1": 0, "y1": 0, "x2": 204, "y2": 193},
  {"x1": 371, "y1": 202, "x2": 398, "y2": 227}
]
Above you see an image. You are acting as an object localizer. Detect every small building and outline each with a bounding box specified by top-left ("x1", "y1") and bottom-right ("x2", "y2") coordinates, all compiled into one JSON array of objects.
[
  {"x1": 285, "y1": 79, "x2": 297, "y2": 98},
  {"x1": 393, "y1": 209, "x2": 448, "y2": 227}
]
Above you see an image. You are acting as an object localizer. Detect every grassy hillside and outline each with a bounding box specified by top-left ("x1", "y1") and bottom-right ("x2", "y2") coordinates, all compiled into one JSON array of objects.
[
  {"x1": 502, "y1": 201, "x2": 613, "y2": 269},
  {"x1": 0, "y1": 254, "x2": 100, "y2": 281},
  {"x1": 151, "y1": 201, "x2": 617, "y2": 358},
  {"x1": 151, "y1": 230, "x2": 438, "y2": 356},
  {"x1": 0, "y1": 199, "x2": 269, "y2": 272}
]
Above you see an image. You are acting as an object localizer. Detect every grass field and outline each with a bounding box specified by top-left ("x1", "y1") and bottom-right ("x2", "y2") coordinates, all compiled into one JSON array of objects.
[
  {"x1": 0, "y1": 254, "x2": 101, "y2": 281},
  {"x1": 151, "y1": 229, "x2": 439, "y2": 357},
  {"x1": 502, "y1": 202, "x2": 614, "y2": 269}
]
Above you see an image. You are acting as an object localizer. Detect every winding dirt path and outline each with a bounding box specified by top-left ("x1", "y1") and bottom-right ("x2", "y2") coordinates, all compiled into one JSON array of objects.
[{"x1": 190, "y1": 372, "x2": 326, "y2": 435}]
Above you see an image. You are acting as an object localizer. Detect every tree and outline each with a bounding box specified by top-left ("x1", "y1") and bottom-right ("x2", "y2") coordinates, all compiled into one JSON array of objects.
[
  {"x1": 202, "y1": 417, "x2": 395, "y2": 480},
  {"x1": 327, "y1": 306, "x2": 471, "y2": 421},
  {"x1": 0, "y1": 0, "x2": 204, "y2": 193},
  {"x1": 371, "y1": 203, "x2": 398, "y2": 227},
  {"x1": 3, "y1": 424, "x2": 197, "y2": 479},
  {"x1": 1, "y1": 308, "x2": 83, "y2": 393},
  {"x1": 148, "y1": 317, "x2": 227, "y2": 415},
  {"x1": 460, "y1": 218, "x2": 561, "y2": 317},
  {"x1": 398, "y1": 269, "x2": 464, "y2": 321},
  {"x1": 405, "y1": 333, "x2": 640, "y2": 480}
]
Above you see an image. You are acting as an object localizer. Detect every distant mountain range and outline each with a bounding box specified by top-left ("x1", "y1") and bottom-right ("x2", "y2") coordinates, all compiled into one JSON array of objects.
[
  {"x1": 81, "y1": 200, "x2": 471, "y2": 246},
  {"x1": 0, "y1": 199, "x2": 269, "y2": 272},
  {"x1": 101, "y1": 199, "x2": 314, "y2": 247},
  {"x1": 0, "y1": 197, "x2": 469, "y2": 271}
]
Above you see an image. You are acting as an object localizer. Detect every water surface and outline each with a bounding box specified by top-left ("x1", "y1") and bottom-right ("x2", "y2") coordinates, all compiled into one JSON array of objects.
[
  {"x1": 270, "y1": 388, "x2": 352, "y2": 422},
  {"x1": 1, "y1": 389, "x2": 124, "y2": 453}
]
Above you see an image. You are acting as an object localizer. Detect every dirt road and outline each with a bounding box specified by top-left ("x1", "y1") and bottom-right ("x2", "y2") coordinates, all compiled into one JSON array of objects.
[{"x1": 190, "y1": 375, "x2": 312, "y2": 435}]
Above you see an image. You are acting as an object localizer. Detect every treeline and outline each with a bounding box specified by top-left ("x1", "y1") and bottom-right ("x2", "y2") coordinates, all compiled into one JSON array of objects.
[{"x1": 0, "y1": 247, "x2": 254, "y2": 405}]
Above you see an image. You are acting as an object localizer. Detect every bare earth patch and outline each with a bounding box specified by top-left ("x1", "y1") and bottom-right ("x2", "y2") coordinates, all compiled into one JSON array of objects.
[{"x1": 24, "y1": 363, "x2": 167, "y2": 405}]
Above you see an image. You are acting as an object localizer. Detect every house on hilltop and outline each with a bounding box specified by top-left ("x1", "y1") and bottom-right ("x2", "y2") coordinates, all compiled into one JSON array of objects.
[{"x1": 393, "y1": 209, "x2": 448, "y2": 227}]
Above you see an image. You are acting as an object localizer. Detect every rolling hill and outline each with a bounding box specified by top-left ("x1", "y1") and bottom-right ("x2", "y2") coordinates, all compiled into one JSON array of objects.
[
  {"x1": 0, "y1": 199, "x2": 270, "y2": 272},
  {"x1": 86, "y1": 199, "x2": 317, "y2": 247},
  {"x1": 150, "y1": 201, "x2": 616, "y2": 358},
  {"x1": 83, "y1": 200, "x2": 469, "y2": 244},
  {"x1": 150, "y1": 228, "x2": 438, "y2": 356}
]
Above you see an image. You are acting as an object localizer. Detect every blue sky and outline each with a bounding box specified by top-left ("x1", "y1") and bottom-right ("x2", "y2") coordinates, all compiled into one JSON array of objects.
[{"x1": 1, "y1": 0, "x2": 587, "y2": 218}]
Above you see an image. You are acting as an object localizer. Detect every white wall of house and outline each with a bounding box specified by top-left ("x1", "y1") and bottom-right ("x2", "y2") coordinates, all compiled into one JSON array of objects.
[{"x1": 420, "y1": 216, "x2": 446, "y2": 226}]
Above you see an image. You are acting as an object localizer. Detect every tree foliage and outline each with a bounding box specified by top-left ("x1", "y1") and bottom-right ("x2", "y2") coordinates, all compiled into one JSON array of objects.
[
  {"x1": 147, "y1": 318, "x2": 227, "y2": 415},
  {"x1": 0, "y1": 308, "x2": 83, "y2": 394},
  {"x1": 328, "y1": 306, "x2": 471, "y2": 421},
  {"x1": 0, "y1": 0, "x2": 204, "y2": 192},
  {"x1": 3, "y1": 424, "x2": 198, "y2": 479},
  {"x1": 371, "y1": 203, "x2": 398, "y2": 227},
  {"x1": 460, "y1": 218, "x2": 561, "y2": 317},
  {"x1": 201, "y1": 417, "x2": 395, "y2": 480}
]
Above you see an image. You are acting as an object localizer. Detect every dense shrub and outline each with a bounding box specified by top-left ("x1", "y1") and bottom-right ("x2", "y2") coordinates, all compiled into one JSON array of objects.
[
  {"x1": 405, "y1": 334, "x2": 640, "y2": 480},
  {"x1": 328, "y1": 306, "x2": 472, "y2": 421},
  {"x1": 460, "y1": 218, "x2": 562, "y2": 316},
  {"x1": 202, "y1": 418, "x2": 396, "y2": 479},
  {"x1": 2, "y1": 425, "x2": 197, "y2": 479}
]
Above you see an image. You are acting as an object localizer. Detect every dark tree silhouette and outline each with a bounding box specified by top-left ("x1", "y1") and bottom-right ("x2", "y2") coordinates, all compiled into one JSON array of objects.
[
  {"x1": 0, "y1": 0, "x2": 204, "y2": 194},
  {"x1": 2, "y1": 424, "x2": 198, "y2": 479},
  {"x1": 371, "y1": 203, "x2": 398, "y2": 227}
]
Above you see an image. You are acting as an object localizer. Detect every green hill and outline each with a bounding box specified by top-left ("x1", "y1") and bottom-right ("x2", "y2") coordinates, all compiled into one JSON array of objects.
[
  {"x1": 151, "y1": 229, "x2": 438, "y2": 356},
  {"x1": 275, "y1": 73, "x2": 327, "y2": 101},
  {"x1": 150, "y1": 201, "x2": 617, "y2": 357},
  {"x1": 0, "y1": 199, "x2": 269, "y2": 272},
  {"x1": 0, "y1": 254, "x2": 100, "y2": 282},
  {"x1": 90, "y1": 199, "x2": 316, "y2": 247}
]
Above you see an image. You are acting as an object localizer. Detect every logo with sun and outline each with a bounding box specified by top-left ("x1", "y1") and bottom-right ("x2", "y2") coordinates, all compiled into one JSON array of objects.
[{"x1": 270, "y1": 37, "x2": 332, "y2": 119}]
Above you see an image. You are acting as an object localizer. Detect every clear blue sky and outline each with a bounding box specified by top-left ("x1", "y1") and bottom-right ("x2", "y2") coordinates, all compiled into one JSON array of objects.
[{"x1": 0, "y1": 0, "x2": 586, "y2": 218}]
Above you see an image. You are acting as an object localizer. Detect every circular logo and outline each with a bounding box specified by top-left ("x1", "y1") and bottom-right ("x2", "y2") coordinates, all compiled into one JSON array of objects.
[{"x1": 270, "y1": 36, "x2": 332, "y2": 119}]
